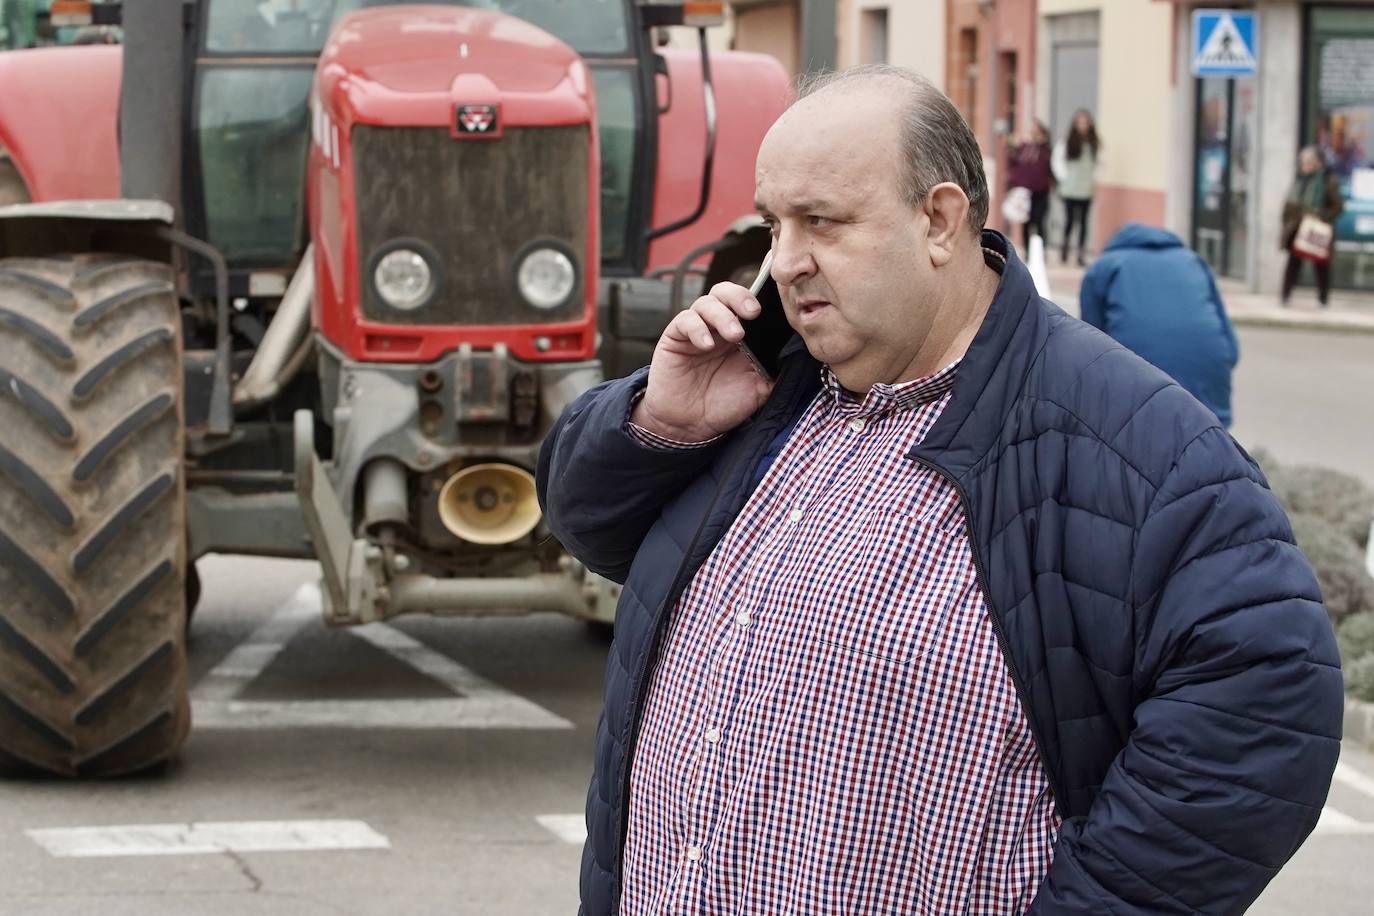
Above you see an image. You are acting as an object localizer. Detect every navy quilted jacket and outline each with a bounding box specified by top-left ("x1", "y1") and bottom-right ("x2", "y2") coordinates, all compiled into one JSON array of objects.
[{"x1": 537, "y1": 232, "x2": 1342, "y2": 915}]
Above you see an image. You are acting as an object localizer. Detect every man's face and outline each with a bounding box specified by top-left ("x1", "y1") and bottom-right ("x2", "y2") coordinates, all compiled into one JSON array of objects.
[
  {"x1": 1301, "y1": 149, "x2": 1321, "y2": 174},
  {"x1": 754, "y1": 88, "x2": 936, "y2": 391}
]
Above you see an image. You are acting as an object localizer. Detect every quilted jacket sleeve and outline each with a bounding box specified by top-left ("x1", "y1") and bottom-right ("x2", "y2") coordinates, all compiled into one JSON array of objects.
[
  {"x1": 1030, "y1": 427, "x2": 1343, "y2": 915},
  {"x1": 536, "y1": 368, "x2": 726, "y2": 584}
]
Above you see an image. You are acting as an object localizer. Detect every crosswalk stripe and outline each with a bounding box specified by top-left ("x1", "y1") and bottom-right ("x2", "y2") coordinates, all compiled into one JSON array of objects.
[
  {"x1": 1315, "y1": 806, "x2": 1374, "y2": 836},
  {"x1": 536, "y1": 814, "x2": 587, "y2": 845},
  {"x1": 190, "y1": 583, "x2": 572, "y2": 730},
  {"x1": 1334, "y1": 761, "x2": 1374, "y2": 802},
  {"x1": 27, "y1": 820, "x2": 390, "y2": 857}
]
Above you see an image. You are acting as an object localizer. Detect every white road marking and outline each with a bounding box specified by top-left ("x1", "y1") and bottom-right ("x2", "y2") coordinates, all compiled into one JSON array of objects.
[
  {"x1": 1333, "y1": 761, "x2": 1374, "y2": 802},
  {"x1": 1314, "y1": 806, "x2": 1374, "y2": 836},
  {"x1": 27, "y1": 820, "x2": 390, "y2": 858},
  {"x1": 193, "y1": 698, "x2": 569, "y2": 730},
  {"x1": 191, "y1": 583, "x2": 572, "y2": 730},
  {"x1": 351, "y1": 620, "x2": 569, "y2": 727},
  {"x1": 1366, "y1": 519, "x2": 1374, "y2": 578},
  {"x1": 193, "y1": 584, "x2": 319, "y2": 702},
  {"x1": 536, "y1": 815, "x2": 587, "y2": 845}
]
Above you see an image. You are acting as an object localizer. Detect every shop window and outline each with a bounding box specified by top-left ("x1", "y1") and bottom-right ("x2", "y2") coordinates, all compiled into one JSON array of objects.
[{"x1": 1303, "y1": 6, "x2": 1374, "y2": 290}]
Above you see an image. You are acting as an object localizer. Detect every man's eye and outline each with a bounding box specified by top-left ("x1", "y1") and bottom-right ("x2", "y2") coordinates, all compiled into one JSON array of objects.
[{"x1": 807, "y1": 215, "x2": 831, "y2": 227}]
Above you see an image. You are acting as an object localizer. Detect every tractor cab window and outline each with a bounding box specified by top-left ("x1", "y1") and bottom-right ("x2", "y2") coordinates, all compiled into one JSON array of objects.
[
  {"x1": 205, "y1": 0, "x2": 629, "y2": 56},
  {"x1": 196, "y1": 66, "x2": 316, "y2": 266},
  {"x1": 592, "y1": 67, "x2": 637, "y2": 262},
  {"x1": 1, "y1": 0, "x2": 121, "y2": 49}
]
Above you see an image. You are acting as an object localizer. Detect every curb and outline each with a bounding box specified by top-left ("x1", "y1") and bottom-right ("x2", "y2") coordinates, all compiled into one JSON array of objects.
[
  {"x1": 1345, "y1": 698, "x2": 1374, "y2": 750},
  {"x1": 1229, "y1": 312, "x2": 1374, "y2": 335}
]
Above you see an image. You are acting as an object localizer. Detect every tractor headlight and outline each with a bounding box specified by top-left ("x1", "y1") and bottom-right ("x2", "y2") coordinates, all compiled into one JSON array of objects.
[
  {"x1": 372, "y1": 243, "x2": 438, "y2": 311},
  {"x1": 514, "y1": 243, "x2": 577, "y2": 310}
]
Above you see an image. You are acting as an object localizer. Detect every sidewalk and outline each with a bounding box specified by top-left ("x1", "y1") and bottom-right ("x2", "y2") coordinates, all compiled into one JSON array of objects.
[{"x1": 1042, "y1": 259, "x2": 1374, "y2": 335}]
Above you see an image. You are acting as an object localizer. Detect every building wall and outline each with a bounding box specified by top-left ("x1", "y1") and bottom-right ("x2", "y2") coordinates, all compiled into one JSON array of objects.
[
  {"x1": 732, "y1": 0, "x2": 802, "y2": 75},
  {"x1": 1038, "y1": 0, "x2": 1172, "y2": 250},
  {"x1": 838, "y1": 0, "x2": 947, "y2": 86}
]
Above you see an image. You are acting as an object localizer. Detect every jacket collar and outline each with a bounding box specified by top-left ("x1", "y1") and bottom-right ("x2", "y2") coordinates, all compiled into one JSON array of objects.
[{"x1": 907, "y1": 229, "x2": 1048, "y2": 480}]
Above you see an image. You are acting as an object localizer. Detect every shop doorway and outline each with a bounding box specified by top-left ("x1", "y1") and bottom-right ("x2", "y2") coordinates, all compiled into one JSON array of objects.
[{"x1": 1192, "y1": 76, "x2": 1255, "y2": 280}]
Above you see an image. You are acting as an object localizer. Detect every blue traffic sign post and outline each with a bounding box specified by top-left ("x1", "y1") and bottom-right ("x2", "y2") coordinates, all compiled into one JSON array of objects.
[{"x1": 1192, "y1": 10, "x2": 1259, "y2": 78}]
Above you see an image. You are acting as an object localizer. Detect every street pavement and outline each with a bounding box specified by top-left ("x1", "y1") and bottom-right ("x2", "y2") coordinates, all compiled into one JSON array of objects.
[
  {"x1": 1, "y1": 323, "x2": 1371, "y2": 914},
  {"x1": 1230, "y1": 326, "x2": 1374, "y2": 487}
]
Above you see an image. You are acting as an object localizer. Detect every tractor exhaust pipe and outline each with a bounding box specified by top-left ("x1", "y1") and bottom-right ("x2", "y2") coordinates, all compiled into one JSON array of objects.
[
  {"x1": 437, "y1": 463, "x2": 541, "y2": 545},
  {"x1": 235, "y1": 244, "x2": 315, "y2": 407}
]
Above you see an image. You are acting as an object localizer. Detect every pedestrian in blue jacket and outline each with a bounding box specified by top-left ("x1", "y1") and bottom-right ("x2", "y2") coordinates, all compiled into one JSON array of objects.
[
  {"x1": 538, "y1": 64, "x2": 1341, "y2": 916},
  {"x1": 1078, "y1": 223, "x2": 1239, "y2": 427}
]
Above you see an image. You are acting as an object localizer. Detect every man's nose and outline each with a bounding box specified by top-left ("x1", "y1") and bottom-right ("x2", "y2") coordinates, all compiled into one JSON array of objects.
[{"x1": 770, "y1": 227, "x2": 816, "y2": 287}]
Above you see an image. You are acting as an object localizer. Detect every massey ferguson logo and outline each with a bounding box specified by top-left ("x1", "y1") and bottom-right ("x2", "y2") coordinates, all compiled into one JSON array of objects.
[{"x1": 456, "y1": 104, "x2": 498, "y2": 135}]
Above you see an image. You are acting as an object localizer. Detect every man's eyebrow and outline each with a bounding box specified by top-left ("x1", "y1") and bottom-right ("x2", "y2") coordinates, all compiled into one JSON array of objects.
[{"x1": 754, "y1": 199, "x2": 834, "y2": 216}]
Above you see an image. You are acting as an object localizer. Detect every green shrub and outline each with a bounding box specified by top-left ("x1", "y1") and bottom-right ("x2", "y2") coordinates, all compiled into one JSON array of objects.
[
  {"x1": 1286, "y1": 512, "x2": 1374, "y2": 624},
  {"x1": 1264, "y1": 462, "x2": 1374, "y2": 549},
  {"x1": 1338, "y1": 613, "x2": 1374, "y2": 665},
  {"x1": 1345, "y1": 652, "x2": 1374, "y2": 703}
]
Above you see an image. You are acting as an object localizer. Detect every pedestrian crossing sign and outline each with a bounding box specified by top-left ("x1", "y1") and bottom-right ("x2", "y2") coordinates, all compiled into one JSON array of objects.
[{"x1": 1192, "y1": 10, "x2": 1258, "y2": 77}]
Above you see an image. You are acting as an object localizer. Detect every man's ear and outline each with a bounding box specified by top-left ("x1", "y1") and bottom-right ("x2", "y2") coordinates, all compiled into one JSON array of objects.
[{"x1": 923, "y1": 182, "x2": 971, "y2": 267}]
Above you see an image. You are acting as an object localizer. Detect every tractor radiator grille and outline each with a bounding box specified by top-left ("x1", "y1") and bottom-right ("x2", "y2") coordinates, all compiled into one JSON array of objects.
[{"x1": 352, "y1": 124, "x2": 589, "y2": 326}]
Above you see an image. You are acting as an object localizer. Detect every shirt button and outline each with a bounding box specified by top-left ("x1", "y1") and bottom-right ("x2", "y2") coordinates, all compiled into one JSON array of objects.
[
  {"x1": 848, "y1": 417, "x2": 866, "y2": 432},
  {"x1": 704, "y1": 727, "x2": 721, "y2": 744},
  {"x1": 686, "y1": 845, "x2": 702, "y2": 862},
  {"x1": 786, "y1": 508, "x2": 803, "y2": 524},
  {"x1": 735, "y1": 611, "x2": 751, "y2": 628}
]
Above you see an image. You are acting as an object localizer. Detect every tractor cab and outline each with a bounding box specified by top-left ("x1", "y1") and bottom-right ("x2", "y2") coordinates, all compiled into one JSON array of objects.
[{"x1": 174, "y1": 1, "x2": 672, "y2": 300}]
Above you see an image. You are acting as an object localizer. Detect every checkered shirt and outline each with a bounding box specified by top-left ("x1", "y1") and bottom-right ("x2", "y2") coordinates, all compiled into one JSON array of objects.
[{"x1": 620, "y1": 361, "x2": 1060, "y2": 915}]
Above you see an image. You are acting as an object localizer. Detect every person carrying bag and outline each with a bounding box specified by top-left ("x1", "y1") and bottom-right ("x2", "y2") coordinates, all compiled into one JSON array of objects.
[{"x1": 1281, "y1": 146, "x2": 1345, "y2": 306}]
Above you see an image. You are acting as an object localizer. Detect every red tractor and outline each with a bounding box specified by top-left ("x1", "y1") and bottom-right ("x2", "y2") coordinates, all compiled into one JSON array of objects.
[{"x1": 0, "y1": 0, "x2": 788, "y2": 776}]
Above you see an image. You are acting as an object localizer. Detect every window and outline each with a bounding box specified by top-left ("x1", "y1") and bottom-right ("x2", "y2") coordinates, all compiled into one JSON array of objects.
[
  {"x1": 859, "y1": 7, "x2": 888, "y2": 65},
  {"x1": 195, "y1": 67, "x2": 316, "y2": 265},
  {"x1": 205, "y1": 0, "x2": 630, "y2": 57},
  {"x1": 591, "y1": 67, "x2": 638, "y2": 262},
  {"x1": 1303, "y1": 6, "x2": 1374, "y2": 290},
  {"x1": 956, "y1": 28, "x2": 978, "y2": 127}
]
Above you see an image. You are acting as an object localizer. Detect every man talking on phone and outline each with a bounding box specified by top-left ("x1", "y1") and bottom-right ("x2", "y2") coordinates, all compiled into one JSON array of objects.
[{"x1": 537, "y1": 66, "x2": 1341, "y2": 915}]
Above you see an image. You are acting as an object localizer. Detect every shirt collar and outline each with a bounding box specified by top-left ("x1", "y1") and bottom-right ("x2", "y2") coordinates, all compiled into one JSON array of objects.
[{"x1": 822, "y1": 359, "x2": 960, "y2": 418}]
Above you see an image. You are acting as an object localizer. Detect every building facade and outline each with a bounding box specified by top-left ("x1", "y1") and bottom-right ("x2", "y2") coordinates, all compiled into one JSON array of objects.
[
  {"x1": 1167, "y1": 1, "x2": 1374, "y2": 294},
  {"x1": 724, "y1": 0, "x2": 1373, "y2": 291}
]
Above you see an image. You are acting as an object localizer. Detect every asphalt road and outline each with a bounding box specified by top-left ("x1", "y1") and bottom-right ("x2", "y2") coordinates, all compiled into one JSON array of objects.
[
  {"x1": 1, "y1": 326, "x2": 1371, "y2": 915},
  {"x1": 1230, "y1": 326, "x2": 1374, "y2": 487}
]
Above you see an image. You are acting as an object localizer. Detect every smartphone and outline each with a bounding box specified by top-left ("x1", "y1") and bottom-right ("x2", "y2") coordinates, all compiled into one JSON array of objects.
[{"x1": 737, "y1": 251, "x2": 792, "y2": 383}]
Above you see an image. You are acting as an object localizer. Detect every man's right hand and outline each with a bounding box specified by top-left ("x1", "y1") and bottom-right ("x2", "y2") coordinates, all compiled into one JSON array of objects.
[{"x1": 631, "y1": 281, "x2": 778, "y2": 443}]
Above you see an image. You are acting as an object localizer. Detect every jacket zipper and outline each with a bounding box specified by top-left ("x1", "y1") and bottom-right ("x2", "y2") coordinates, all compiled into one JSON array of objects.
[{"x1": 909, "y1": 455, "x2": 1070, "y2": 818}]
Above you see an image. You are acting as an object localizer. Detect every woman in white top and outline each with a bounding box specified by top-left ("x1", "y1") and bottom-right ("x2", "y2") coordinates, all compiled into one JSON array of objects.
[{"x1": 1052, "y1": 109, "x2": 1101, "y2": 267}]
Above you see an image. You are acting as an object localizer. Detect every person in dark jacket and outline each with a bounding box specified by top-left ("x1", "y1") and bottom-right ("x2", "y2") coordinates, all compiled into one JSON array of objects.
[
  {"x1": 1006, "y1": 121, "x2": 1054, "y2": 252},
  {"x1": 1280, "y1": 145, "x2": 1345, "y2": 307},
  {"x1": 1079, "y1": 223, "x2": 1238, "y2": 427},
  {"x1": 539, "y1": 65, "x2": 1341, "y2": 916}
]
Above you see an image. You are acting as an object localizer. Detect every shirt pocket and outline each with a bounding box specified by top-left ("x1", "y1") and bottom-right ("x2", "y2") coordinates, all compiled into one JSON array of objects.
[{"x1": 805, "y1": 508, "x2": 977, "y2": 667}]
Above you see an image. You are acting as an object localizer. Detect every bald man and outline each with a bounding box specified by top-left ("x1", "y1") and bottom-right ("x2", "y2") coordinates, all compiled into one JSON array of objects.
[{"x1": 538, "y1": 65, "x2": 1340, "y2": 915}]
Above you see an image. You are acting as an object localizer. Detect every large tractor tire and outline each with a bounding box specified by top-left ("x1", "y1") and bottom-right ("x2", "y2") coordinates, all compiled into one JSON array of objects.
[{"x1": 0, "y1": 256, "x2": 189, "y2": 777}]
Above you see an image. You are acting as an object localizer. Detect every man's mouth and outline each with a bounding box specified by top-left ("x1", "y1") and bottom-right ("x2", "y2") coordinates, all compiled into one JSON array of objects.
[{"x1": 796, "y1": 299, "x2": 832, "y2": 324}]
